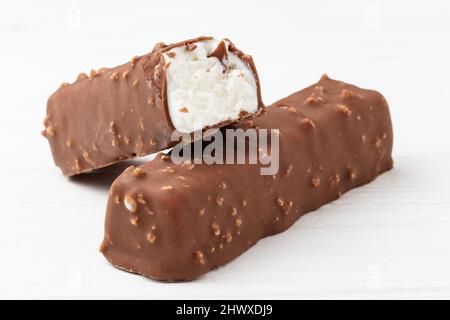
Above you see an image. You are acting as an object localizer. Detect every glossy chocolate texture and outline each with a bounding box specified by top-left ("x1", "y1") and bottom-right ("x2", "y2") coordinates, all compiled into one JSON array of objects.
[
  {"x1": 42, "y1": 37, "x2": 263, "y2": 176},
  {"x1": 100, "y1": 76, "x2": 394, "y2": 281}
]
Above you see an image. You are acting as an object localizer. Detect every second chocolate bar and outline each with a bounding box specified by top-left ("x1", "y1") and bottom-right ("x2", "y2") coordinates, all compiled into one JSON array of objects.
[{"x1": 100, "y1": 76, "x2": 393, "y2": 281}]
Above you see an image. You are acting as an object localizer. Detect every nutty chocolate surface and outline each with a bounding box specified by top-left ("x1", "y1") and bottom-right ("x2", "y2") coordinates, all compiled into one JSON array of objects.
[
  {"x1": 100, "y1": 76, "x2": 394, "y2": 281},
  {"x1": 42, "y1": 36, "x2": 264, "y2": 176}
]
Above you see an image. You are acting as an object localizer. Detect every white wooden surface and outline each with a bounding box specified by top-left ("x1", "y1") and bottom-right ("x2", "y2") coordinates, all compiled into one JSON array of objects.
[{"x1": 1, "y1": 0, "x2": 450, "y2": 299}]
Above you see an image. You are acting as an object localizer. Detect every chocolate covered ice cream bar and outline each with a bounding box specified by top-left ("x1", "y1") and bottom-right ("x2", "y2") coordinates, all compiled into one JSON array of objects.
[
  {"x1": 100, "y1": 76, "x2": 393, "y2": 281},
  {"x1": 42, "y1": 36, "x2": 264, "y2": 176}
]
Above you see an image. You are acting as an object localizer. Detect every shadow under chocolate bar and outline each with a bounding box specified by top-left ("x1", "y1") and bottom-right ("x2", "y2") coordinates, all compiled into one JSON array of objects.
[
  {"x1": 100, "y1": 75, "x2": 394, "y2": 281},
  {"x1": 42, "y1": 36, "x2": 264, "y2": 176}
]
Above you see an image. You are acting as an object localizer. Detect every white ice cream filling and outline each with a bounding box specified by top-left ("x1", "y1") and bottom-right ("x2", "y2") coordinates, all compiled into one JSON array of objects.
[{"x1": 164, "y1": 39, "x2": 258, "y2": 133}]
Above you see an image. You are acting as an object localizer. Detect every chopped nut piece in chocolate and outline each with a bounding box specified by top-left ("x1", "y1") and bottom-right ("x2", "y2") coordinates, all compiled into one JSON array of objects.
[
  {"x1": 311, "y1": 177, "x2": 321, "y2": 187},
  {"x1": 132, "y1": 168, "x2": 145, "y2": 178},
  {"x1": 110, "y1": 72, "x2": 119, "y2": 81},
  {"x1": 146, "y1": 232, "x2": 156, "y2": 244},
  {"x1": 124, "y1": 194, "x2": 137, "y2": 213},
  {"x1": 337, "y1": 104, "x2": 352, "y2": 116},
  {"x1": 211, "y1": 223, "x2": 221, "y2": 236},
  {"x1": 216, "y1": 196, "x2": 224, "y2": 206},
  {"x1": 194, "y1": 251, "x2": 205, "y2": 265}
]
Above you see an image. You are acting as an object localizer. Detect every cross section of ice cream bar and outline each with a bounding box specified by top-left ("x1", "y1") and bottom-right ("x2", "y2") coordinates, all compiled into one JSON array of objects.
[
  {"x1": 164, "y1": 39, "x2": 260, "y2": 133},
  {"x1": 42, "y1": 36, "x2": 264, "y2": 176}
]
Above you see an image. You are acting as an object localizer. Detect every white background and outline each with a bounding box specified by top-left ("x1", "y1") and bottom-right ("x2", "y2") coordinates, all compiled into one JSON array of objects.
[{"x1": 1, "y1": 0, "x2": 450, "y2": 299}]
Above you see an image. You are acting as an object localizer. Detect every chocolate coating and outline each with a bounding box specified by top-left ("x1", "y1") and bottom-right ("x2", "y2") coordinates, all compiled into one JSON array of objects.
[
  {"x1": 42, "y1": 36, "x2": 264, "y2": 176},
  {"x1": 100, "y1": 76, "x2": 394, "y2": 281}
]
